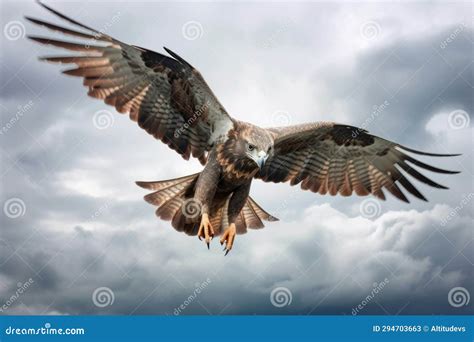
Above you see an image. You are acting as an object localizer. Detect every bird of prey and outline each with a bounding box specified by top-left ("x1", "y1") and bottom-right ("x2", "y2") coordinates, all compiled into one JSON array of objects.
[{"x1": 27, "y1": 2, "x2": 459, "y2": 255}]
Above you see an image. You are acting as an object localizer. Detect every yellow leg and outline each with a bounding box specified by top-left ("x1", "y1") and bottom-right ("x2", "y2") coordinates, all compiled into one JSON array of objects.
[
  {"x1": 197, "y1": 213, "x2": 214, "y2": 249},
  {"x1": 220, "y1": 223, "x2": 236, "y2": 256}
]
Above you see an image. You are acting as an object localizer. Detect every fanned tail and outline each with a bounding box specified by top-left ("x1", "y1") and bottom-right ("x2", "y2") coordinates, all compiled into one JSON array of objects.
[
  {"x1": 136, "y1": 173, "x2": 200, "y2": 235},
  {"x1": 136, "y1": 173, "x2": 278, "y2": 236},
  {"x1": 207, "y1": 195, "x2": 278, "y2": 235}
]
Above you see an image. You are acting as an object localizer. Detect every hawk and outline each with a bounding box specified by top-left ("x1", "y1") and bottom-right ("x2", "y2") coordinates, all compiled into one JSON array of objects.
[{"x1": 27, "y1": 3, "x2": 459, "y2": 255}]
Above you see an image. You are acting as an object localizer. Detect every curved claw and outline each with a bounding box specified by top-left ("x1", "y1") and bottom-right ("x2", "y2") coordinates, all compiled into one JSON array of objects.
[
  {"x1": 197, "y1": 213, "x2": 214, "y2": 249},
  {"x1": 220, "y1": 223, "x2": 236, "y2": 256}
]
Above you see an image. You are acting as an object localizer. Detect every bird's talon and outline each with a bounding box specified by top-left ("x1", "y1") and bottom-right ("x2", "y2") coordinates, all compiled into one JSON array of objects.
[
  {"x1": 197, "y1": 213, "x2": 214, "y2": 248},
  {"x1": 220, "y1": 223, "x2": 236, "y2": 256}
]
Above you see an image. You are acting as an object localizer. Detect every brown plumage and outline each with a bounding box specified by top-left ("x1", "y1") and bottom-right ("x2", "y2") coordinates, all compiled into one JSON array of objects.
[{"x1": 27, "y1": 3, "x2": 459, "y2": 254}]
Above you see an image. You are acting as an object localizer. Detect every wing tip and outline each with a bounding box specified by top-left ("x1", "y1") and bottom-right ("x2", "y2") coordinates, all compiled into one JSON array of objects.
[
  {"x1": 267, "y1": 215, "x2": 279, "y2": 222},
  {"x1": 163, "y1": 46, "x2": 193, "y2": 68},
  {"x1": 135, "y1": 181, "x2": 151, "y2": 189},
  {"x1": 23, "y1": 16, "x2": 36, "y2": 24},
  {"x1": 398, "y1": 145, "x2": 462, "y2": 157}
]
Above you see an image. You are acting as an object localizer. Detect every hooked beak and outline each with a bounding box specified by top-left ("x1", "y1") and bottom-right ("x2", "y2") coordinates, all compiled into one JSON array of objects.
[{"x1": 254, "y1": 151, "x2": 268, "y2": 169}]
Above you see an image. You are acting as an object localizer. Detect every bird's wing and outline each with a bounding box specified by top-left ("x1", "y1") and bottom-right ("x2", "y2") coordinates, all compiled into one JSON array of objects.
[
  {"x1": 26, "y1": 2, "x2": 234, "y2": 164},
  {"x1": 256, "y1": 122, "x2": 459, "y2": 202}
]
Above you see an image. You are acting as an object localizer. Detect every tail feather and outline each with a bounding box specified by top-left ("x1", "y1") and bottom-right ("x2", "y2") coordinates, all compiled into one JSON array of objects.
[
  {"x1": 209, "y1": 205, "x2": 226, "y2": 236},
  {"x1": 156, "y1": 196, "x2": 185, "y2": 221},
  {"x1": 212, "y1": 196, "x2": 278, "y2": 235},
  {"x1": 137, "y1": 173, "x2": 278, "y2": 236},
  {"x1": 136, "y1": 173, "x2": 199, "y2": 191},
  {"x1": 247, "y1": 197, "x2": 279, "y2": 222}
]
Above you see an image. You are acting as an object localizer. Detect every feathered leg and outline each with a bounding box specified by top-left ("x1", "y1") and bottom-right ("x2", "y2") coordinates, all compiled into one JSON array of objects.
[
  {"x1": 193, "y1": 151, "x2": 220, "y2": 249},
  {"x1": 220, "y1": 182, "x2": 251, "y2": 255}
]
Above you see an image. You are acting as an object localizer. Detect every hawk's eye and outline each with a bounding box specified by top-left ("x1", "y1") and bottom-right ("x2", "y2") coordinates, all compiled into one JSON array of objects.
[
  {"x1": 267, "y1": 146, "x2": 273, "y2": 153},
  {"x1": 247, "y1": 144, "x2": 255, "y2": 152}
]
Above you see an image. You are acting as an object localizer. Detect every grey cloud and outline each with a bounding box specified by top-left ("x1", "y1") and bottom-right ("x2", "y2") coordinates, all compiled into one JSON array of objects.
[
  {"x1": 0, "y1": 1, "x2": 472, "y2": 316},
  {"x1": 1, "y1": 202, "x2": 472, "y2": 315}
]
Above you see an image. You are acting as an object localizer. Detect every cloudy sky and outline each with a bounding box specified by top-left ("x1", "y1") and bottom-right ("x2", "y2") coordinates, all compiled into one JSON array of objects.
[{"x1": 0, "y1": 0, "x2": 472, "y2": 315}]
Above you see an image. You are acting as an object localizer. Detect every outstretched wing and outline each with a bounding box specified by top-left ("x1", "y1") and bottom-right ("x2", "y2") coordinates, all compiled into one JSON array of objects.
[
  {"x1": 257, "y1": 123, "x2": 459, "y2": 202},
  {"x1": 26, "y1": 2, "x2": 234, "y2": 164}
]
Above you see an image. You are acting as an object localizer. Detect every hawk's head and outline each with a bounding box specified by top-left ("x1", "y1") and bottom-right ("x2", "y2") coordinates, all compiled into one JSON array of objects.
[{"x1": 217, "y1": 122, "x2": 274, "y2": 178}]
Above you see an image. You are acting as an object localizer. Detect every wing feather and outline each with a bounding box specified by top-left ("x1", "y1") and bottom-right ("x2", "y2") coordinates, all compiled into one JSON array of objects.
[
  {"x1": 258, "y1": 123, "x2": 459, "y2": 202},
  {"x1": 26, "y1": 3, "x2": 234, "y2": 164}
]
